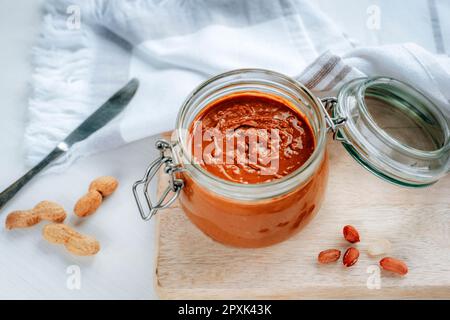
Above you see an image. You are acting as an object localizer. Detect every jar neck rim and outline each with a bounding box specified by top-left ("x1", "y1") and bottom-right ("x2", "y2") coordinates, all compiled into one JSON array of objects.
[{"x1": 174, "y1": 68, "x2": 327, "y2": 198}]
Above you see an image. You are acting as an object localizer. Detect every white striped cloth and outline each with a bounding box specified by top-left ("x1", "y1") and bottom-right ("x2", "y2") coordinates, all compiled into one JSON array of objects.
[
  {"x1": 27, "y1": 0, "x2": 450, "y2": 171},
  {"x1": 28, "y1": 0, "x2": 351, "y2": 171},
  {"x1": 297, "y1": 44, "x2": 450, "y2": 117}
]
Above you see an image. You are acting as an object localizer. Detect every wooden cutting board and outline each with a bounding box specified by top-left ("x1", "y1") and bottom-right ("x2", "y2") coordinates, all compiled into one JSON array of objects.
[{"x1": 154, "y1": 137, "x2": 450, "y2": 299}]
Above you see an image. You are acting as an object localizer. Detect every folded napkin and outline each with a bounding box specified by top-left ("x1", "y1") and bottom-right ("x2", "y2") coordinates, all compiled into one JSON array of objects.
[
  {"x1": 297, "y1": 44, "x2": 450, "y2": 116},
  {"x1": 27, "y1": 0, "x2": 351, "y2": 170},
  {"x1": 28, "y1": 0, "x2": 450, "y2": 170}
]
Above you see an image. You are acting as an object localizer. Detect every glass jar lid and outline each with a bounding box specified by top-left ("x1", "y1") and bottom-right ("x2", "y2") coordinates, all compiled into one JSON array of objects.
[{"x1": 332, "y1": 77, "x2": 449, "y2": 187}]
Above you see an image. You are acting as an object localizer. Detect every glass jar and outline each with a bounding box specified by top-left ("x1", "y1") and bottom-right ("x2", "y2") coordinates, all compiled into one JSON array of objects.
[{"x1": 133, "y1": 69, "x2": 450, "y2": 248}]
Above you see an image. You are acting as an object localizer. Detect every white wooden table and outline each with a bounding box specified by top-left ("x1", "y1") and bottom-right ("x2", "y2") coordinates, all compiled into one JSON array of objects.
[
  {"x1": 0, "y1": 0, "x2": 160, "y2": 299},
  {"x1": 0, "y1": 0, "x2": 448, "y2": 299}
]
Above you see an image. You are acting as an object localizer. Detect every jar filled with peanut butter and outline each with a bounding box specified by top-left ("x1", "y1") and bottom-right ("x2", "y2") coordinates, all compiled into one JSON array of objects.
[{"x1": 133, "y1": 69, "x2": 449, "y2": 247}]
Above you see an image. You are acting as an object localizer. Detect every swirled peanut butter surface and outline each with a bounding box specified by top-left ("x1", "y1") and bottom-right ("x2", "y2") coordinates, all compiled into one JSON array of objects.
[{"x1": 190, "y1": 92, "x2": 315, "y2": 184}]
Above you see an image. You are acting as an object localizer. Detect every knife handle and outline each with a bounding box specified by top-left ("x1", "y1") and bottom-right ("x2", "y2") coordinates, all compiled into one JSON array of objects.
[{"x1": 0, "y1": 147, "x2": 65, "y2": 211}]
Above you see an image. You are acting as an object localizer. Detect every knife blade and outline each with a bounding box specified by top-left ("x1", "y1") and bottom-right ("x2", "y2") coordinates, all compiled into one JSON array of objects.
[
  {"x1": 63, "y1": 78, "x2": 139, "y2": 148},
  {"x1": 0, "y1": 78, "x2": 139, "y2": 211}
]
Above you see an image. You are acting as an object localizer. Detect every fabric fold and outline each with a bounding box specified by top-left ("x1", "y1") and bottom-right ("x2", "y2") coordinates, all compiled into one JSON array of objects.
[{"x1": 296, "y1": 44, "x2": 450, "y2": 120}]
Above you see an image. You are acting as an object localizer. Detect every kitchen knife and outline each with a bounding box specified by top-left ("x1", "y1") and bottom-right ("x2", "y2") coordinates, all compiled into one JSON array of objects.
[{"x1": 0, "y1": 78, "x2": 139, "y2": 211}]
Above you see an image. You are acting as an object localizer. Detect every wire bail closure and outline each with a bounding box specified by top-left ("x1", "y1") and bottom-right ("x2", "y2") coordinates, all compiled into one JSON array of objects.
[
  {"x1": 320, "y1": 97, "x2": 347, "y2": 140},
  {"x1": 132, "y1": 140, "x2": 184, "y2": 221}
]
